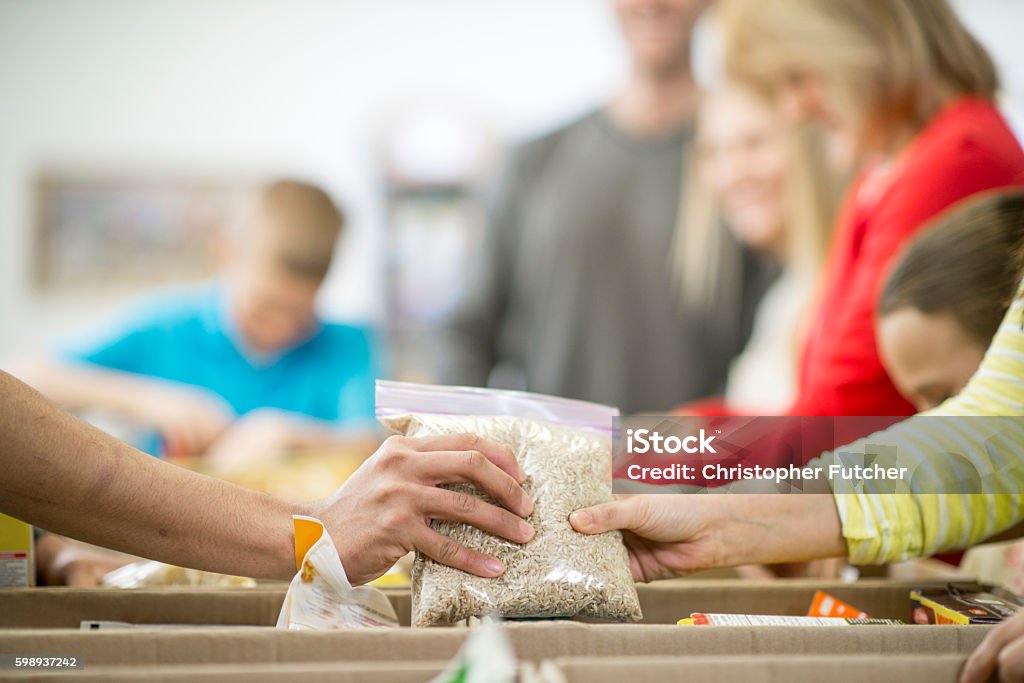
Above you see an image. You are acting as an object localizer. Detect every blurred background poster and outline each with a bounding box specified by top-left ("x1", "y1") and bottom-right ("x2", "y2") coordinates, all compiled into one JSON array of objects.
[{"x1": 33, "y1": 171, "x2": 241, "y2": 293}]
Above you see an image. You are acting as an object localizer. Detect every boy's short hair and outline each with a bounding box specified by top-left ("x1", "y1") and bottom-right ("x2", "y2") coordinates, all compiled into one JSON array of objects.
[{"x1": 252, "y1": 179, "x2": 345, "y2": 281}]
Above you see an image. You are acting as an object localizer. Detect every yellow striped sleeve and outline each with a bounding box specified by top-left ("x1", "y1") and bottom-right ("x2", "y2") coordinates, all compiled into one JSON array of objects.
[{"x1": 831, "y1": 299, "x2": 1024, "y2": 564}]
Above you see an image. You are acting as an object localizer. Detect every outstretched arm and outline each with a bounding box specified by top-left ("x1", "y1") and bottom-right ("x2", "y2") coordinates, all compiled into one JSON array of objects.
[
  {"x1": 571, "y1": 494, "x2": 844, "y2": 582},
  {"x1": 573, "y1": 296, "x2": 1024, "y2": 579},
  {"x1": 0, "y1": 369, "x2": 299, "y2": 579},
  {"x1": 0, "y1": 371, "x2": 534, "y2": 584},
  {"x1": 10, "y1": 355, "x2": 234, "y2": 457}
]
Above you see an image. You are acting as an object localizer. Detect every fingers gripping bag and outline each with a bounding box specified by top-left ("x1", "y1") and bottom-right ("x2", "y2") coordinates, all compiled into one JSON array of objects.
[{"x1": 376, "y1": 380, "x2": 642, "y2": 627}]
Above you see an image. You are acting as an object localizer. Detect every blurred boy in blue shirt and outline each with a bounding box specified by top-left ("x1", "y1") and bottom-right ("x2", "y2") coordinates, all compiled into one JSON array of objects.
[{"x1": 19, "y1": 179, "x2": 379, "y2": 461}]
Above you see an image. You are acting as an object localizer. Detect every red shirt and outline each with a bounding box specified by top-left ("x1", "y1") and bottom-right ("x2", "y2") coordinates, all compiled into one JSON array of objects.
[
  {"x1": 792, "y1": 97, "x2": 1024, "y2": 418},
  {"x1": 666, "y1": 98, "x2": 1024, "y2": 489}
]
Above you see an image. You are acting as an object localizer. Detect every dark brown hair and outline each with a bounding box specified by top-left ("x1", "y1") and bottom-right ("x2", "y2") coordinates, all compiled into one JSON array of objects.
[{"x1": 880, "y1": 190, "x2": 1024, "y2": 345}]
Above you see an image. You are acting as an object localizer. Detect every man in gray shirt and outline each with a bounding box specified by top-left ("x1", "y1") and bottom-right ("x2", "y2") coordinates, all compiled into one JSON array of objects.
[{"x1": 441, "y1": 0, "x2": 774, "y2": 414}]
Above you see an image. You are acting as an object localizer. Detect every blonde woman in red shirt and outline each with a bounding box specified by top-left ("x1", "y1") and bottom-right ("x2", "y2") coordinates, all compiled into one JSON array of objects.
[
  {"x1": 668, "y1": 0, "x2": 1024, "y2": 494},
  {"x1": 718, "y1": 0, "x2": 1024, "y2": 420}
]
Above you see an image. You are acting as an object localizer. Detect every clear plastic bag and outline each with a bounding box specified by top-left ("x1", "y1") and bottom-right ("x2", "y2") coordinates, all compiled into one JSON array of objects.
[{"x1": 377, "y1": 380, "x2": 642, "y2": 627}]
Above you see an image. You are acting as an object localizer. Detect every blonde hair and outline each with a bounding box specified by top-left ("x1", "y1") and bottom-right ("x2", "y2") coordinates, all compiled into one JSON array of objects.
[
  {"x1": 673, "y1": 88, "x2": 836, "y2": 316},
  {"x1": 718, "y1": 0, "x2": 998, "y2": 155},
  {"x1": 245, "y1": 179, "x2": 345, "y2": 281}
]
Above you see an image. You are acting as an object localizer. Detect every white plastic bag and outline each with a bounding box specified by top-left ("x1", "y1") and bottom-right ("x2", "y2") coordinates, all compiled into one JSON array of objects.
[
  {"x1": 277, "y1": 516, "x2": 399, "y2": 629},
  {"x1": 377, "y1": 380, "x2": 642, "y2": 626}
]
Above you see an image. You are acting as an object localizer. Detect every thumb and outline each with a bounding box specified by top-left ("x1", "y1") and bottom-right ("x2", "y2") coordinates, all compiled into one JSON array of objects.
[{"x1": 570, "y1": 498, "x2": 639, "y2": 535}]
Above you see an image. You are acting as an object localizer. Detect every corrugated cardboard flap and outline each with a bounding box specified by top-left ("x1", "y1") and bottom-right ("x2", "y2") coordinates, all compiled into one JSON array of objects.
[{"x1": 0, "y1": 622, "x2": 992, "y2": 666}]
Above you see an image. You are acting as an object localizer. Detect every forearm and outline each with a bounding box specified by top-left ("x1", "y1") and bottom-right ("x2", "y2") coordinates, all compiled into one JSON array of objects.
[
  {"x1": 711, "y1": 414, "x2": 1024, "y2": 567},
  {"x1": 821, "y1": 418, "x2": 1024, "y2": 563},
  {"x1": 705, "y1": 494, "x2": 847, "y2": 567},
  {"x1": 34, "y1": 534, "x2": 135, "y2": 586},
  {"x1": 10, "y1": 356, "x2": 160, "y2": 421},
  {"x1": 0, "y1": 371, "x2": 300, "y2": 580},
  {"x1": 571, "y1": 491, "x2": 848, "y2": 580}
]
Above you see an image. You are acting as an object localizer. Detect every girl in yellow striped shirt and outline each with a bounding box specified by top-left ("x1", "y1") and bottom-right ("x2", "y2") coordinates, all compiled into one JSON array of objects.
[
  {"x1": 571, "y1": 191, "x2": 1024, "y2": 679},
  {"x1": 571, "y1": 190, "x2": 1024, "y2": 573}
]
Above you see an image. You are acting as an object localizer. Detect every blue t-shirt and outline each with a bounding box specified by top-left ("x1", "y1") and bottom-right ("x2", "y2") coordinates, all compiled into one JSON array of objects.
[{"x1": 62, "y1": 284, "x2": 381, "y2": 450}]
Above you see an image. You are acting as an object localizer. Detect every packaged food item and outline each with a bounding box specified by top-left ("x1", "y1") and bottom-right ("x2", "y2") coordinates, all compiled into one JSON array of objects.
[
  {"x1": 807, "y1": 590, "x2": 870, "y2": 619},
  {"x1": 679, "y1": 613, "x2": 903, "y2": 626},
  {"x1": 277, "y1": 516, "x2": 398, "y2": 629},
  {"x1": 102, "y1": 561, "x2": 256, "y2": 588},
  {"x1": 0, "y1": 513, "x2": 34, "y2": 587},
  {"x1": 911, "y1": 584, "x2": 1021, "y2": 625},
  {"x1": 376, "y1": 380, "x2": 642, "y2": 627}
]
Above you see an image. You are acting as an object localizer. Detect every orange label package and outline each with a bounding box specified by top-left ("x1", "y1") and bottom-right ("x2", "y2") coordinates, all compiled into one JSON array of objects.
[{"x1": 807, "y1": 590, "x2": 870, "y2": 619}]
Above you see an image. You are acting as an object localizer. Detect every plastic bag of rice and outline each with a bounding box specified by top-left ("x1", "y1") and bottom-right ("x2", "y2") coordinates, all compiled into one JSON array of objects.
[{"x1": 376, "y1": 380, "x2": 642, "y2": 627}]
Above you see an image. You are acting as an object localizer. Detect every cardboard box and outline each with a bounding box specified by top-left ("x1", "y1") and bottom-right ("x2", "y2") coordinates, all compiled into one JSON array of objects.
[
  {"x1": 0, "y1": 513, "x2": 34, "y2": 588},
  {"x1": 0, "y1": 622, "x2": 992, "y2": 666},
  {"x1": 0, "y1": 579, "x2": 959, "y2": 629},
  {"x1": 153, "y1": 654, "x2": 928, "y2": 683},
  {"x1": 0, "y1": 579, "x2": 991, "y2": 680},
  {"x1": 536, "y1": 654, "x2": 968, "y2": 683},
  {"x1": 0, "y1": 655, "x2": 970, "y2": 683},
  {"x1": 0, "y1": 587, "x2": 289, "y2": 630},
  {"x1": 0, "y1": 661, "x2": 449, "y2": 683},
  {"x1": 632, "y1": 578, "x2": 956, "y2": 623}
]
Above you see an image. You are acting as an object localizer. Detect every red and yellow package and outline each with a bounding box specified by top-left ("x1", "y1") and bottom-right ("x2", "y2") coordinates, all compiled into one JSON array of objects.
[{"x1": 911, "y1": 586, "x2": 1020, "y2": 625}]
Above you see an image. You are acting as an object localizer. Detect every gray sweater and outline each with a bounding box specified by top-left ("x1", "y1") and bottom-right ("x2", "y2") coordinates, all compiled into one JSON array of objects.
[{"x1": 440, "y1": 109, "x2": 774, "y2": 414}]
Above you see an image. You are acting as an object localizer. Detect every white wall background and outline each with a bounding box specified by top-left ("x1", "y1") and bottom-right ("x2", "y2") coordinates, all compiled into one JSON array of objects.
[{"x1": 0, "y1": 0, "x2": 1022, "y2": 359}]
